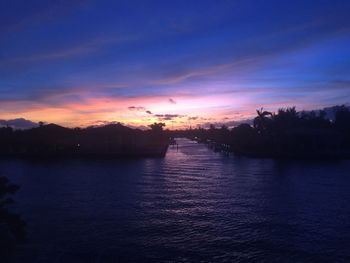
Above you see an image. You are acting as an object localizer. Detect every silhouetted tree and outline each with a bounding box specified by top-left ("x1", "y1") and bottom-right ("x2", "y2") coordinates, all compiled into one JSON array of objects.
[
  {"x1": 335, "y1": 105, "x2": 350, "y2": 132},
  {"x1": 175, "y1": 105, "x2": 349, "y2": 158},
  {"x1": 0, "y1": 176, "x2": 26, "y2": 262},
  {"x1": 149, "y1": 123, "x2": 166, "y2": 133},
  {"x1": 253, "y1": 108, "x2": 272, "y2": 134},
  {"x1": 0, "y1": 122, "x2": 170, "y2": 157}
]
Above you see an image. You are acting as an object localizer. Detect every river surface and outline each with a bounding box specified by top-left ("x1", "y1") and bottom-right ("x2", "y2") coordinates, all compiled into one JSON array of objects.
[{"x1": 1, "y1": 138, "x2": 350, "y2": 262}]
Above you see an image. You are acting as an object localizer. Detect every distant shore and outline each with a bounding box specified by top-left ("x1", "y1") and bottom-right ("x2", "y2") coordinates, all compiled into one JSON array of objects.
[
  {"x1": 169, "y1": 105, "x2": 350, "y2": 160},
  {"x1": 0, "y1": 122, "x2": 169, "y2": 159}
]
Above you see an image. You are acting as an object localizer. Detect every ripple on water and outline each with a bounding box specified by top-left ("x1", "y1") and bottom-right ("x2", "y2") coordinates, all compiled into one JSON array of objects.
[{"x1": 0, "y1": 138, "x2": 349, "y2": 262}]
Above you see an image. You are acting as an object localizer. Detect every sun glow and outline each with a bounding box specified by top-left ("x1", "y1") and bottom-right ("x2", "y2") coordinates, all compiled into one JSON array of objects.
[{"x1": 0, "y1": 92, "x2": 254, "y2": 129}]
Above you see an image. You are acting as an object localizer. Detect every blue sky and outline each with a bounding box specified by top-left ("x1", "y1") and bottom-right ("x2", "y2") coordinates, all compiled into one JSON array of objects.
[{"x1": 0, "y1": 0, "x2": 349, "y2": 128}]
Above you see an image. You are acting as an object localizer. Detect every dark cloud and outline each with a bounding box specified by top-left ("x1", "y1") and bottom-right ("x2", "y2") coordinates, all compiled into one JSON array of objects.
[
  {"x1": 155, "y1": 114, "x2": 185, "y2": 121},
  {"x1": 155, "y1": 114, "x2": 183, "y2": 118},
  {"x1": 168, "y1": 98, "x2": 177, "y2": 104},
  {"x1": 128, "y1": 106, "x2": 154, "y2": 115},
  {"x1": 128, "y1": 106, "x2": 146, "y2": 111},
  {"x1": 0, "y1": 118, "x2": 38, "y2": 129},
  {"x1": 0, "y1": 1, "x2": 349, "y2": 125}
]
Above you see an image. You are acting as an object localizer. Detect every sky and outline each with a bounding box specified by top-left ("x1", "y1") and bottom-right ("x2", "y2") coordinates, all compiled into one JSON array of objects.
[{"x1": 0, "y1": 0, "x2": 349, "y2": 129}]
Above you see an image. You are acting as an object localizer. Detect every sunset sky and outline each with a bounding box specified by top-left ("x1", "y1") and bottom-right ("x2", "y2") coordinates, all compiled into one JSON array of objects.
[{"x1": 1, "y1": 0, "x2": 349, "y2": 129}]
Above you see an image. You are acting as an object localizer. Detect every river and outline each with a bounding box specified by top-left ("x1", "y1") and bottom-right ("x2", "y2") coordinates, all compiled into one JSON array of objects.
[{"x1": 1, "y1": 138, "x2": 350, "y2": 262}]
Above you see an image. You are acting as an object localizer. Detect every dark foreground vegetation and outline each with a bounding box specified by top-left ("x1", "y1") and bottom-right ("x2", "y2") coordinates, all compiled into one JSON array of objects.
[
  {"x1": 0, "y1": 176, "x2": 26, "y2": 262},
  {"x1": 0, "y1": 122, "x2": 169, "y2": 158},
  {"x1": 171, "y1": 105, "x2": 350, "y2": 159}
]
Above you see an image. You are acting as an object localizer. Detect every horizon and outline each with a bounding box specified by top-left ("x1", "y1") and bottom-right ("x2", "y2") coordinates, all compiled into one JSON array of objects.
[
  {"x1": 0, "y1": 103, "x2": 349, "y2": 130},
  {"x1": 1, "y1": 0, "x2": 349, "y2": 129},
  {"x1": 2, "y1": 2, "x2": 350, "y2": 261}
]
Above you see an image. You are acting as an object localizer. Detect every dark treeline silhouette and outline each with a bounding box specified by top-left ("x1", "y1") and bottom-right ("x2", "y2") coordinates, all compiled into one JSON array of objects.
[
  {"x1": 0, "y1": 122, "x2": 169, "y2": 158},
  {"x1": 169, "y1": 105, "x2": 350, "y2": 159},
  {"x1": 0, "y1": 175, "x2": 26, "y2": 262}
]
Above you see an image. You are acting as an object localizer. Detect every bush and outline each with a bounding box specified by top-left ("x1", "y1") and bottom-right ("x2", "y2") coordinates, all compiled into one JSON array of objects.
[{"x1": 0, "y1": 175, "x2": 26, "y2": 261}]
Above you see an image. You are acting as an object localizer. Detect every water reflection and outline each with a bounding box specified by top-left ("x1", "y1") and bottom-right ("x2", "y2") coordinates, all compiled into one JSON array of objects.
[{"x1": 0, "y1": 138, "x2": 349, "y2": 262}]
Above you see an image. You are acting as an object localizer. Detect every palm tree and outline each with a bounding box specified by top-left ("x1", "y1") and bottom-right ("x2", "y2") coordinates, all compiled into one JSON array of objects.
[
  {"x1": 253, "y1": 108, "x2": 272, "y2": 134},
  {"x1": 273, "y1": 107, "x2": 299, "y2": 132}
]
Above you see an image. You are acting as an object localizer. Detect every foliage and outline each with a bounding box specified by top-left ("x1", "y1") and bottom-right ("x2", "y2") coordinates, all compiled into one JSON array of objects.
[
  {"x1": 0, "y1": 122, "x2": 169, "y2": 157},
  {"x1": 0, "y1": 175, "x2": 26, "y2": 261},
  {"x1": 171, "y1": 105, "x2": 350, "y2": 158},
  {"x1": 149, "y1": 122, "x2": 166, "y2": 133}
]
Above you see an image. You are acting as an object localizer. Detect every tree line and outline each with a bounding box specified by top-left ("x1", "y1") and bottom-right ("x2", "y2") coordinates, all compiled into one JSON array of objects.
[
  {"x1": 169, "y1": 105, "x2": 350, "y2": 158},
  {"x1": 0, "y1": 122, "x2": 169, "y2": 158}
]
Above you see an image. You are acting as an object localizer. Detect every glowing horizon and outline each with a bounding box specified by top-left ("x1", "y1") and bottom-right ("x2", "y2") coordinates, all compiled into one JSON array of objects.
[{"x1": 1, "y1": 1, "x2": 349, "y2": 129}]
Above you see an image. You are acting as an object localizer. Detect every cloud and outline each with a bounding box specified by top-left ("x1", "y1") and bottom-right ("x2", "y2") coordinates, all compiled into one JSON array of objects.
[
  {"x1": 0, "y1": 118, "x2": 38, "y2": 129},
  {"x1": 155, "y1": 114, "x2": 183, "y2": 118},
  {"x1": 168, "y1": 98, "x2": 177, "y2": 104},
  {"x1": 128, "y1": 106, "x2": 146, "y2": 111},
  {"x1": 155, "y1": 114, "x2": 185, "y2": 121},
  {"x1": 2, "y1": 35, "x2": 139, "y2": 67},
  {"x1": 146, "y1": 20, "x2": 350, "y2": 89},
  {"x1": 128, "y1": 106, "x2": 154, "y2": 115},
  {"x1": 1, "y1": 4, "x2": 349, "y2": 129}
]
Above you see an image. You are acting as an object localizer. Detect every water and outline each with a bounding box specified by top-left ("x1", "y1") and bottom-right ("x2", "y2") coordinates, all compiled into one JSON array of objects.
[{"x1": 1, "y1": 138, "x2": 350, "y2": 262}]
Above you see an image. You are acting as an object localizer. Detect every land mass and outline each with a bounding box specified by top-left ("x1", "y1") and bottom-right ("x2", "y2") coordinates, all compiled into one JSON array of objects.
[
  {"x1": 1, "y1": 105, "x2": 350, "y2": 159},
  {"x1": 170, "y1": 105, "x2": 350, "y2": 159},
  {"x1": 0, "y1": 123, "x2": 169, "y2": 158}
]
